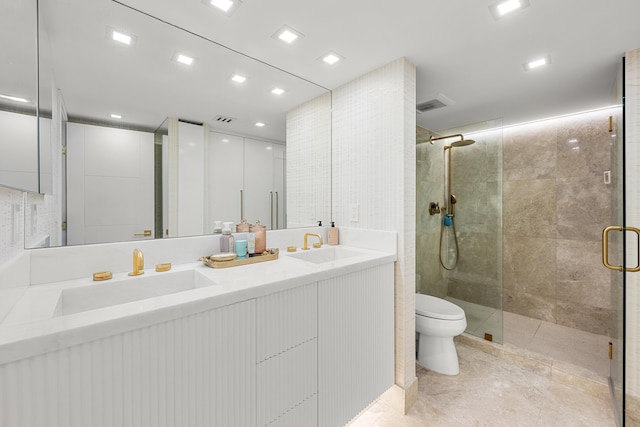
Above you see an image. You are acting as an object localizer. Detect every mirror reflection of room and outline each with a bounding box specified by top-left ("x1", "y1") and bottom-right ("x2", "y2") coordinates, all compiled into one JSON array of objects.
[{"x1": 7, "y1": 0, "x2": 331, "y2": 248}]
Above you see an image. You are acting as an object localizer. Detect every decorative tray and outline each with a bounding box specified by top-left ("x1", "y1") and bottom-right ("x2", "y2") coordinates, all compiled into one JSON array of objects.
[{"x1": 200, "y1": 249, "x2": 279, "y2": 269}]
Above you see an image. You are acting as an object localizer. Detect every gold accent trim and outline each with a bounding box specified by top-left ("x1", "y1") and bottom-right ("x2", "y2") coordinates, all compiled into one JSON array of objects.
[
  {"x1": 313, "y1": 243, "x2": 322, "y2": 248},
  {"x1": 200, "y1": 249, "x2": 279, "y2": 268},
  {"x1": 287, "y1": 246, "x2": 297, "y2": 252},
  {"x1": 609, "y1": 342, "x2": 614, "y2": 360},
  {"x1": 484, "y1": 333, "x2": 493, "y2": 342},
  {"x1": 128, "y1": 248, "x2": 145, "y2": 276},
  {"x1": 134, "y1": 229, "x2": 152, "y2": 237},
  {"x1": 93, "y1": 271, "x2": 112, "y2": 281},
  {"x1": 602, "y1": 226, "x2": 640, "y2": 272},
  {"x1": 609, "y1": 116, "x2": 613, "y2": 132},
  {"x1": 303, "y1": 233, "x2": 323, "y2": 250},
  {"x1": 155, "y1": 263, "x2": 172, "y2": 272}
]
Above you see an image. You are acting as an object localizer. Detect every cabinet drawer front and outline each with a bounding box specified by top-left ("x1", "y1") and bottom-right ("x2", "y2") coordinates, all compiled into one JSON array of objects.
[
  {"x1": 257, "y1": 339, "x2": 318, "y2": 426},
  {"x1": 256, "y1": 282, "x2": 317, "y2": 362}
]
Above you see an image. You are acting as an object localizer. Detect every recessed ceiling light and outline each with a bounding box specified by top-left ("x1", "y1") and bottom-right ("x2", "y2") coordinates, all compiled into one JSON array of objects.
[
  {"x1": 110, "y1": 113, "x2": 122, "y2": 119},
  {"x1": 488, "y1": 0, "x2": 530, "y2": 20},
  {"x1": 272, "y1": 25, "x2": 304, "y2": 44},
  {"x1": 106, "y1": 27, "x2": 137, "y2": 46},
  {"x1": 255, "y1": 122, "x2": 265, "y2": 127},
  {"x1": 231, "y1": 74, "x2": 247, "y2": 83},
  {"x1": 175, "y1": 53, "x2": 195, "y2": 66},
  {"x1": 271, "y1": 87, "x2": 285, "y2": 95},
  {"x1": 203, "y1": 0, "x2": 242, "y2": 16},
  {"x1": 0, "y1": 93, "x2": 30, "y2": 103},
  {"x1": 319, "y1": 51, "x2": 344, "y2": 65},
  {"x1": 523, "y1": 55, "x2": 551, "y2": 71}
]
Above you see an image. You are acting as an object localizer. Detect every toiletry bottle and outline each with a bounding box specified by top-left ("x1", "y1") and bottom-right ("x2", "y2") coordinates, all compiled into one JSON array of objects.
[
  {"x1": 328, "y1": 222, "x2": 339, "y2": 245},
  {"x1": 247, "y1": 232, "x2": 256, "y2": 257},
  {"x1": 220, "y1": 222, "x2": 235, "y2": 253},
  {"x1": 213, "y1": 220, "x2": 223, "y2": 234}
]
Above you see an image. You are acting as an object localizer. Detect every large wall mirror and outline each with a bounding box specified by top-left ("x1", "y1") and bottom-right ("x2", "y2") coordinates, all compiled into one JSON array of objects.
[
  {"x1": 0, "y1": 0, "x2": 41, "y2": 193},
  {"x1": 21, "y1": 0, "x2": 331, "y2": 248}
]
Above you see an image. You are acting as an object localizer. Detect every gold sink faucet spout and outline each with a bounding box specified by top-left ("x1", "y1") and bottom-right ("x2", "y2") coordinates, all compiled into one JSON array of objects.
[
  {"x1": 303, "y1": 233, "x2": 323, "y2": 250},
  {"x1": 128, "y1": 248, "x2": 145, "y2": 276}
]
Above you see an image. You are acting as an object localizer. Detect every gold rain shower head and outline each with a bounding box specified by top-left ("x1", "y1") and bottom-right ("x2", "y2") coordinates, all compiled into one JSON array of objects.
[{"x1": 428, "y1": 133, "x2": 476, "y2": 147}]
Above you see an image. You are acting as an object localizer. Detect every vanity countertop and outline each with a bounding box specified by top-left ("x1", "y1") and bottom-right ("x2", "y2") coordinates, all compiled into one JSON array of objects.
[{"x1": 0, "y1": 244, "x2": 396, "y2": 365}]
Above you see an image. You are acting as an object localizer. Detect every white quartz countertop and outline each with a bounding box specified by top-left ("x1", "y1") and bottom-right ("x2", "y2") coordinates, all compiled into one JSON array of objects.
[{"x1": 0, "y1": 244, "x2": 395, "y2": 364}]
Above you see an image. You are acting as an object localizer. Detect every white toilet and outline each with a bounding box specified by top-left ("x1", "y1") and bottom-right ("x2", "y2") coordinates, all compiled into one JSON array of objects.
[{"x1": 415, "y1": 293, "x2": 467, "y2": 375}]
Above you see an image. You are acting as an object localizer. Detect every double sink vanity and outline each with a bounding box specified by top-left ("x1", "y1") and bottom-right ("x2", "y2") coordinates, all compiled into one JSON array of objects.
[{"x1": 0, "y1": 227, "x2": 396, "y2": 427}]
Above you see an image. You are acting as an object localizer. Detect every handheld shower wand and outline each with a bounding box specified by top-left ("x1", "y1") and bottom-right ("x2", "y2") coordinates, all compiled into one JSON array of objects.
[{"x1": 448, "y1": 194, "x2": 457, "y2": 217}]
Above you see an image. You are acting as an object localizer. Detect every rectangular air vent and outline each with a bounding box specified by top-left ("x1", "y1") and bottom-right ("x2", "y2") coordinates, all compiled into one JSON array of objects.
[
  {"x1": 416, "y1": 99, "x2": 447, "y2": 113},
  {"x1": 214, "y1": 115, "x2": 236, "y2": 124}
]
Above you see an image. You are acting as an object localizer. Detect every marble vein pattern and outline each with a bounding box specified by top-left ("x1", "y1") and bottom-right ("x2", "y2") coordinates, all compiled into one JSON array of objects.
[{"x1": 349, "y1": 342, "x2": 614, "y2": 427}]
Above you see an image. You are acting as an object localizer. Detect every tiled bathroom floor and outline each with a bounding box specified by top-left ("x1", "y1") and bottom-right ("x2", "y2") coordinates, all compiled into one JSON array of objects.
[{"x1": 348, "y1": 341, "x2": 615, "y2": 426}]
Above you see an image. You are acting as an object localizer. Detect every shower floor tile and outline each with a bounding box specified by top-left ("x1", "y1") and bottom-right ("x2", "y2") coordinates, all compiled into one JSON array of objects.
[{"x1": 348, "y1": 342, "x2": 614, "y2": 426}]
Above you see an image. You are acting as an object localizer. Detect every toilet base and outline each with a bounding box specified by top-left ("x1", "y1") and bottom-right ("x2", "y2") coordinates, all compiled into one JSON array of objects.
[{"x1": 416, "y1": 334, "x2": 460, "y2": 375}]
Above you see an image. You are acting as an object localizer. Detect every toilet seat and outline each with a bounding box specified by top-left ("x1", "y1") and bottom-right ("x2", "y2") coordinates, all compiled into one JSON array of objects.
[{"x1": 416, "y1": 294, "x2": 465, "y2": 321}]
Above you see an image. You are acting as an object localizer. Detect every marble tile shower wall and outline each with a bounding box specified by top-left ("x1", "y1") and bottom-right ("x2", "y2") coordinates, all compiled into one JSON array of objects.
[
  {"x1": 416, "y1": 128, "x2": 503, "y2": 310},
  {"x1": 447, "y1": 130, "x2": 503, "y2": 308},
  {"x1": 502, "y1": 109, "x2": 617, "y2": 335}
]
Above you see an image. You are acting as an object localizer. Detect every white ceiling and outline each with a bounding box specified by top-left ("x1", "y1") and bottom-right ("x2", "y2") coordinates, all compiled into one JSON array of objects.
[
  {"x1": 5, "y1": 0, "x2": 640, "y2": 140},
  {"x1": 119, "y1": 0, "x2": 640, "y2": 133}
]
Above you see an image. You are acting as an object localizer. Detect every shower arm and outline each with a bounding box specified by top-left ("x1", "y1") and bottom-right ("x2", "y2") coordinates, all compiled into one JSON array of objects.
[{"x1": 429, "y1": 134, "x2": 464, "y2": 144}]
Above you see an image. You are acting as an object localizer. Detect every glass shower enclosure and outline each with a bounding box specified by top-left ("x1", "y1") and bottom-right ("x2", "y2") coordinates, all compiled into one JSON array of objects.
[{"x1": 416, "y1": 119, "x2": 504, "y2": 343}]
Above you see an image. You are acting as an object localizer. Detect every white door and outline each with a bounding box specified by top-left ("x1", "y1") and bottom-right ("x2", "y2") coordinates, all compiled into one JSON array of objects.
[
  {"x1": 66, "y1": 123, "x2": 154, "y2": 245},
  {"x1": 209, "y1": 131, "x2": 244, "y2": 225},
  {"x1": 244, "y1": 138, "x2": 274, "y2": 228}
]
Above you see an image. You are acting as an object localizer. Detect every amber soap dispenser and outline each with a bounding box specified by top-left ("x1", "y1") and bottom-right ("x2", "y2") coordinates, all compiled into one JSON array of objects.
[{"x1": 328, "y1": 222, "x2": 339, "y2": 245}]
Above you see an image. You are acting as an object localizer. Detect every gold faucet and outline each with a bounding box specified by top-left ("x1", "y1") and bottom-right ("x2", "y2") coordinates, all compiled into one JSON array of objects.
[
  {"x1": 302, "y1": 233, "x2": 323, "y2": 250},
  {"x1": 128, "y1": 248, "x2": 145, "y2": 276}
]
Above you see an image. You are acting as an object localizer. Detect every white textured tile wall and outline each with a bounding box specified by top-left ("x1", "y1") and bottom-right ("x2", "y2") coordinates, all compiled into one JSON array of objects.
[
  {"x1": 0, "y1": 187, "x2": 26, "y2": 266},
  {"x1": 331, "y1": 58, "x2": 417, "y2": 395},
  {"x1": 286, "y1": 91, "x2": 332, "y2": 228},
  {"x1": 626, "y1": 47, "x2": 640, "y2": 399}
]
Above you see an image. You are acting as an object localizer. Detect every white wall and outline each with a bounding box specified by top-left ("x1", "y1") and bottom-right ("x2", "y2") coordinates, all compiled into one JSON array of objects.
[
  {"x1": 330, "y1": 58, "x2": 417, "y2": 409},
  {"x1": 0, "y1": 111, "x2": 39, "y2": 192},
  {"x1": 286, "y1": 92, "x2": 332, "y2": 228}
]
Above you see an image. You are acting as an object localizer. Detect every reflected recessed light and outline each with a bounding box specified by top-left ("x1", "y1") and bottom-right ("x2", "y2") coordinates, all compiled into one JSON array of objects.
[
  {"x1": 255, "y1": 122, "x2": 265, "y2": 127},
  {"x1": 489, "y1": 0, "x2": 529, "y2": 20},
  {"x1": 568, "y1": 138, "x2": 578, "y2": 143},
  {"x1": 0, "y1": 93, "x2": 30, "y2": 103},
  {"x1": 222, "y1": 138, "x2": 229, "y2": 142},
  {"x1": 110, "y1": 113, "x2": 122, "y2": 119},
  {"x1": 107, "y1": 27, "x2": 137, "y2": 46},
  {"x1": 271, "y1": 87, "x2": 285, "y2": 95},
  {"x1": 204, "y1": 0, "x2": 242, "y2": 16},
  {"x1": 523, "y1": 55, "x2": 551, "y2": 71},
  {"x1": 266, "y1": 146, "x2": 273, "y2": 150},
  {"x1": 319, "y1": 51, "x2": 344, "y2": 65},
  {"x1": 231, "y1": 74, "x2": 247, "y2": 83},
  {"x1": 175, "y1": 54, "x2": 194, "y2": 66},
  {"x1": 272, "y1": 25, "x2": 304, "y2": 44}
]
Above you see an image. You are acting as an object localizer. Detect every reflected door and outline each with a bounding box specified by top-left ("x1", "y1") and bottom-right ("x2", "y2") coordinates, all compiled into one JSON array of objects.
[{"x1": 66, "y1": 123, "x2": 154, "y2": 245}]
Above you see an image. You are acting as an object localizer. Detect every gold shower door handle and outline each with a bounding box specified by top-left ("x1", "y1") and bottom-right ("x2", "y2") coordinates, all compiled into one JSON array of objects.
[
  {"x1": 135, "y1": 229, "x2": 152, "y2": 237},
  {"x1": 602, "y1": 225, "x2": 640, "y2": 272}
]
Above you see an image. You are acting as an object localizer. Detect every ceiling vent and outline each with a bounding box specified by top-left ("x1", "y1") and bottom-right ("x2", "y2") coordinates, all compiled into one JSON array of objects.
[
  {"x1": 416, "y1": 93, "x2": 455, "y2": 114},
  {"x1": 214, "y1": 115, "x2": 236, "y2": 124}
]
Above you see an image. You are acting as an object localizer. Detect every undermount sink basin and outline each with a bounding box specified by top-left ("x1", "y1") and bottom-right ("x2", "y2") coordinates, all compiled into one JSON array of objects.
[
  {"x1": 287, "y1": 246, "x2": 367, "y2": 264},
  {"x1": 56, "y1": 269, "x2": 216, "y2": 316}
]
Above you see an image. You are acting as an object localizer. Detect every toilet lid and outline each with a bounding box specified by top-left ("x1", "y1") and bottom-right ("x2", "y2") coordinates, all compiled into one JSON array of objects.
[{"x1": 415, "y1": 294, "x2": 465, "y2": 320}]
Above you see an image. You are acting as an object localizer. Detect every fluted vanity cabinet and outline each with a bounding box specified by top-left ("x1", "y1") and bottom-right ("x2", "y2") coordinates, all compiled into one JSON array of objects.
[
  {"x1": 256, "y1": 282, "x2": 318, "y2": 426},
  {"x1": 0, "y1": 299, "x2": 257, "y2": 427},
  {"x1": 318, "y1": 263, "x2": 395, "y2": 427}
]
